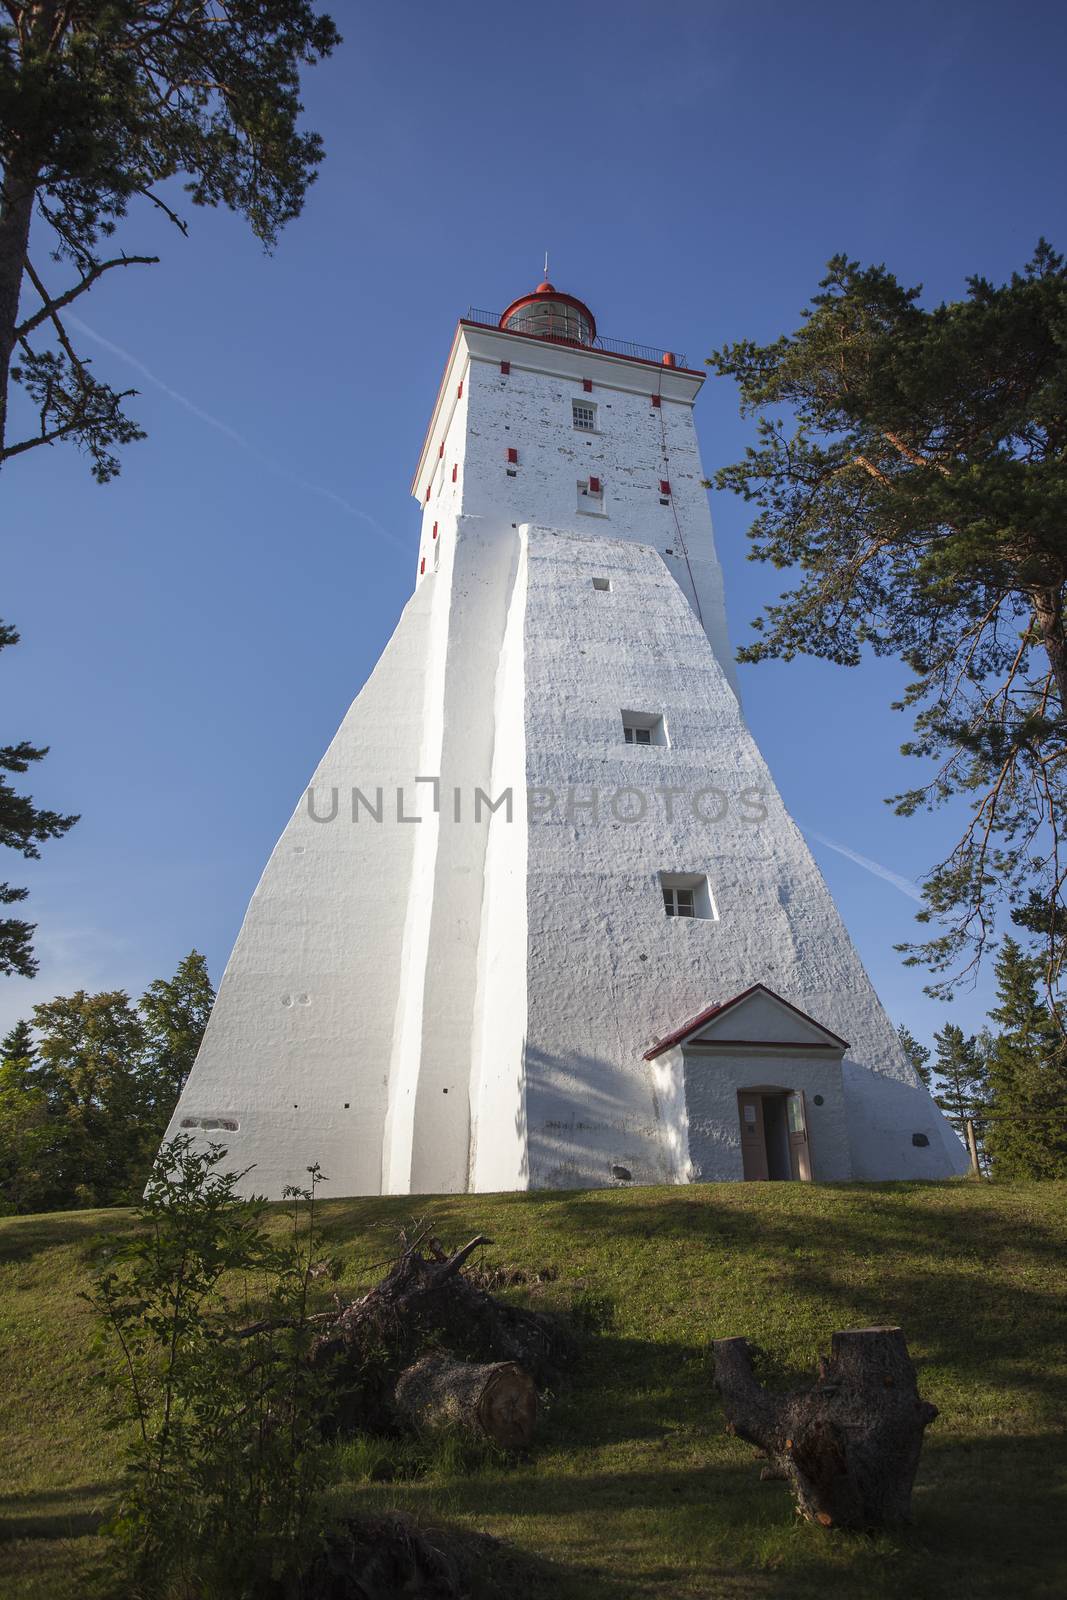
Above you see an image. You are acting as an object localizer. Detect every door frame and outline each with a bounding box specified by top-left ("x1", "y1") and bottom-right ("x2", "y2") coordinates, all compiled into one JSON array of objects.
[{"x1": 736, "y1": 1086, "x2": 813, "y2": 1182}]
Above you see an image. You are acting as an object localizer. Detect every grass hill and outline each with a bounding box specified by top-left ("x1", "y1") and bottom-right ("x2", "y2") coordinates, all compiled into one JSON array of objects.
[{"x1": 1, "y1": 1179, "x2": 1065, "y2": 1599}]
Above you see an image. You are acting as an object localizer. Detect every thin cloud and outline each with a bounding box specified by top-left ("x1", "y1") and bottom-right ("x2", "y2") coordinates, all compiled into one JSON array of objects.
[
  {"x1": 67, "y1": 314, "x2": 408, "y2": 553},
  {"x1": 804, "y1": 827, "x2": 924, "y2": 904}
]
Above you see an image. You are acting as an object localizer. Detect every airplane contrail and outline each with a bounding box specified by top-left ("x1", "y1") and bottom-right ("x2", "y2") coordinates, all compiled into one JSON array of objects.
[
  {"x1": 67, "y1": 314, "x2": 408, "y2": 554},
  {"x1": 804, "y1": 827, "x2": 924, "y2": 903}
]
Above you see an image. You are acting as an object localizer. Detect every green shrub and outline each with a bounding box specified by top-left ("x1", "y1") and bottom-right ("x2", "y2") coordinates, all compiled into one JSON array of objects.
[{"x1": 87, "y1": 1137, "x2": 335, "y2": 1599}]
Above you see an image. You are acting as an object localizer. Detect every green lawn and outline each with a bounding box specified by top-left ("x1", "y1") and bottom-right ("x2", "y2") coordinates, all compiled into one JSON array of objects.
[{"x1": 1, "y1": 1180, "x2": 1065, "y2": 1598}]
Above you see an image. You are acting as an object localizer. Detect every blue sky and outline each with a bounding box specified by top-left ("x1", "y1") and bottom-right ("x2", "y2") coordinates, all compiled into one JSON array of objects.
[{"x1": 4, "y1": 0, "x2": 1065, "y2": 1054}]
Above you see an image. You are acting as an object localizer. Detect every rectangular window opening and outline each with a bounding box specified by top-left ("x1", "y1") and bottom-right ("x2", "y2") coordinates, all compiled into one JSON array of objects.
[
  {"x1": 572, "y1": 400, "x2": 597, "y2": 432},
  {"x1": 578, "y1": 478, "x2": 606, "y2": 514},
  {"x1": 591, "y1": 576, "x2": 611, "y2": 592},
  {"x1": 622, "y1": 710, "x2": 668, "y2": 747},
  {"x1": 659, "y1": 871, "x2": 717, "y2": 921}
]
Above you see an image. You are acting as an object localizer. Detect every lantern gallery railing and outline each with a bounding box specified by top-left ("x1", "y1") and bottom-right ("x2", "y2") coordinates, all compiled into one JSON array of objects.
[{"x1": 463, "y1": 307, "x2": 687, "y2": 370}]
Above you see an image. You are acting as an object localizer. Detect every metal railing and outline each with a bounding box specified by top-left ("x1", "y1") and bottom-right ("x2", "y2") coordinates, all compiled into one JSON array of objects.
[{"x1": 463, "y1": 307, "x2": 686, "y2": 370}]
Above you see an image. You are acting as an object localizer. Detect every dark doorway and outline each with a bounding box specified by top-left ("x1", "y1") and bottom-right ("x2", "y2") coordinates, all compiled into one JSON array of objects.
[{"x1": 737, "y1": 1088, "x2": 812, "y2": 1182}]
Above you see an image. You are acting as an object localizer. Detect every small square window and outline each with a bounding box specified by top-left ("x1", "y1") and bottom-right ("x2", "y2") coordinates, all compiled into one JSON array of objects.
[
  {"x1": 572, "y1": 401, "x2": 596, "y2": 432},
  {"x1": 663, "y1": 886, "x2": 695, "y2": 917},
  {"x1": 621, "y1": 710, "x2": 667, "y2": 747},
  {"x1": 659, "y1": 871, "x2": 717, "y2": 920},
  {"x1": 591, "y1": 577, "x2": 611, "y2": 592}
]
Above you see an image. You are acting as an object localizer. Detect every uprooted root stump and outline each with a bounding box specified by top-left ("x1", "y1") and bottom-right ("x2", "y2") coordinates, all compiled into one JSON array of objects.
[
  {"x1": 394, "y1": 1353, "x2": 537, "y2": 1449},
  {"x1": 309, "y1": 1232, "x2": 571, "y2": 1435},
  {"x1": 713, "y1": 1326, "x2": 938, "y2": 1531}
]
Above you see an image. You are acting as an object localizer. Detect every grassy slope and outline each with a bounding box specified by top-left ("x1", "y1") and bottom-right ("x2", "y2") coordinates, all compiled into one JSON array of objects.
[{"x1": 1, "y1": 1180, "x2": 1065, "y2": 1599}]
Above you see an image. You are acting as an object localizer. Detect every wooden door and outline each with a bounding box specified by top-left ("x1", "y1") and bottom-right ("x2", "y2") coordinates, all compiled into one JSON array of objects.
[
  {"x1": 786, "y1": 1091, "x2": 812, "y2": 1181},
  {"x1": 738, "y1": 1092, "x2": 769, "y2": 1181}
]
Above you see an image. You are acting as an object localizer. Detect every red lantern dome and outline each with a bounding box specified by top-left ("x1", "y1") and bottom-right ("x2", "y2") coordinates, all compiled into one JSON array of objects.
[{"x1": 499, "y1": 280, "x2": 597, "y2": 346}]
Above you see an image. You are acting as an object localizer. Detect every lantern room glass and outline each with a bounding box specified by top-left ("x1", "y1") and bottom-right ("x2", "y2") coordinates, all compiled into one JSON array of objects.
[{"x1": 502, "y1": 296, "x2": 593, "y2": 346}]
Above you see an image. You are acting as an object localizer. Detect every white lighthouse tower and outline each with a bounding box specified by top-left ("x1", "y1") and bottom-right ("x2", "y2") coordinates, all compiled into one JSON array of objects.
[{"x1": 164, "y1": 279, "x2": 968, "y2": 1195}]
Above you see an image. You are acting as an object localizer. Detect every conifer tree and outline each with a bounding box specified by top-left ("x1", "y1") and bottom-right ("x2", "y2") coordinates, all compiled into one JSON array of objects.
[
  {"x1": 931, "y1": 1023, "x2": 989, "y2": 1152},
  {"x1": 138, "y1": 950, "x2": 214, "y2": 1115},
  {"x1": 709, "y1": 247, "x2": 1067, "y2": 1011},
  {"x1": 897, "y1": 1023, "x2": 932, "y2": 1087},
  {"x1": 1, "y1": 622, "x2": 79, "y2": 976},
  {"x1": 1, "y1": 1, "x2": 340, "y2": 479},
  {"x1": 1, "y1": 1017, "x2": 34, "y2": 1065},
  {"x1": 984, "y1": 938, "x2": 1067, "y2": 1179}
]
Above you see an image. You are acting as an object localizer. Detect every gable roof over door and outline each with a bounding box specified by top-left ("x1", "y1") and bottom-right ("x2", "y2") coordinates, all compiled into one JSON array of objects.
[{"x1": 642, "y1": 983, "x2": 849, "y2": 1061}]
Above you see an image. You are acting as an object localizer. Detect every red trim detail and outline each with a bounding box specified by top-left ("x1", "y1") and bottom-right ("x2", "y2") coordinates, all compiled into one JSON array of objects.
[
  {"x1": 452, "y1": 463, "x2": 457, "y2": 482},
  {"x1": 458, "y1": 320, "x2": 703, "y2": 378},
  {"x1": 583, "y1": 377, "x2": 593, "y2": 392},
  {"x1": 432, "y1": 522, "x2": 438, "y2": 540},
  {"x1": 438, "y1": 442, "x2": 444, "y2": 458},
  {"x1": 457, "y1": 380, "x2": 463, "y2": 398},
  {"x1": 499, "y1": 285, "x2": 597, "y2": 340},
  {"x1": 420, "y1": 556, "x2": 425, "y2": 575},
  {"x1": 424, "y1": 484, "x2": 431, "y2": 501},
  {"x1": 651, "y1": 393, "x2": 661, "y2": 408},
  {"x1": 660, "y1": 479, "x2": 671, "y2": 495},
  {"x1": 506, "y1": 447, "x2": 518, "y2": 464},
  {"x1": 409, "y1": 324, "x2": 462, "y2": 498},
  {"x1": 500, "y1": 360, "x2": 510, "y2": 374},
  {"x1": 642, "y1": 983, "x2": 850, "y2": 1061},
  {"x1": 589, "y1": 475, "x2": 601, "y2": 493},
  {"x1": 411, "y1": 320, "x2": 703, "y2": 501}
]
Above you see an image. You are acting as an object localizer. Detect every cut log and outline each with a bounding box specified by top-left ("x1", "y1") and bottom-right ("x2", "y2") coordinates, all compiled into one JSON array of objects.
[
  {"x1": 308, "y1": 1232, "x2": 572, "y2": 1435},
  {"x1": 713, "y1": 1327, "x2": 938, "y2": 1531},
  {"x1": 394, "y1": 1353, "x2": 537, "y2": 1449}
]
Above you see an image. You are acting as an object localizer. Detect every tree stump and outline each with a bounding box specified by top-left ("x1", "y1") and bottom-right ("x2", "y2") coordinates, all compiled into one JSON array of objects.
[
  {"x1": 394, "y1": 1353, "x2": 537, "y2": 1449},
  {"x1": 713, "y1": 1327, "x2": 938, "y2": 1530}
]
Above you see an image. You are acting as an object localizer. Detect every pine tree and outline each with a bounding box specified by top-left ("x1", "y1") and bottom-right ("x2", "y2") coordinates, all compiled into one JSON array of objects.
[
  {"x1": 1, "y1": 622, "x2": 78, "y2": 976},
  {"x1": 984, "y1": 938, "x2": 1067, "y2": 1179},
  {"x1": 1, "y1": 1018, "x2": 34, "y2": 1065},
  {"x1": 709, "y1": 247, "x2": 1067, "y2": 1007},
  {"x1": 139, "y1": 950, "x2": 215, "y2": 1117},
  {"x1": 932, "y1": 1023, "x2": 989, "y2": 1152},
  {"x1": 1, "y1": 2, "x2": 340, "y2": 479},
  {"x1": 897, "y1": 1023, "x2": 932, "y2": 1087}
]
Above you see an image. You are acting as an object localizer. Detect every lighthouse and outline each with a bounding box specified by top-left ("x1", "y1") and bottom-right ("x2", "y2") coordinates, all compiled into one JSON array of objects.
[{"x1": 163, "y1": 280, "x2": 969, "y2": 1195}]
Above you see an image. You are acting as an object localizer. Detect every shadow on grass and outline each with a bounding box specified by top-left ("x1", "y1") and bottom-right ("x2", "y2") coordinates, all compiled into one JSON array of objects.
[
  {"x1": 0, "y1": 1483, "x2": 113, "y2": 1543},
  {"x1": 497, "y1": 1182, "x2": 1067, "y2": 1407},
  {"x1": 366, "y1": 1429, "x2": 1067, "y2": 1600},
  {"x1": 0, "y1": 1208, "x2": 141, "y2": 1267}
]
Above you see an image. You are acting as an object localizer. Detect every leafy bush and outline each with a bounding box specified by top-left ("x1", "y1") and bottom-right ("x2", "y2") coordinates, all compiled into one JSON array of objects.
[{"x1": 87, "y1": 1137, "x2": 336, "y2": 1599}]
